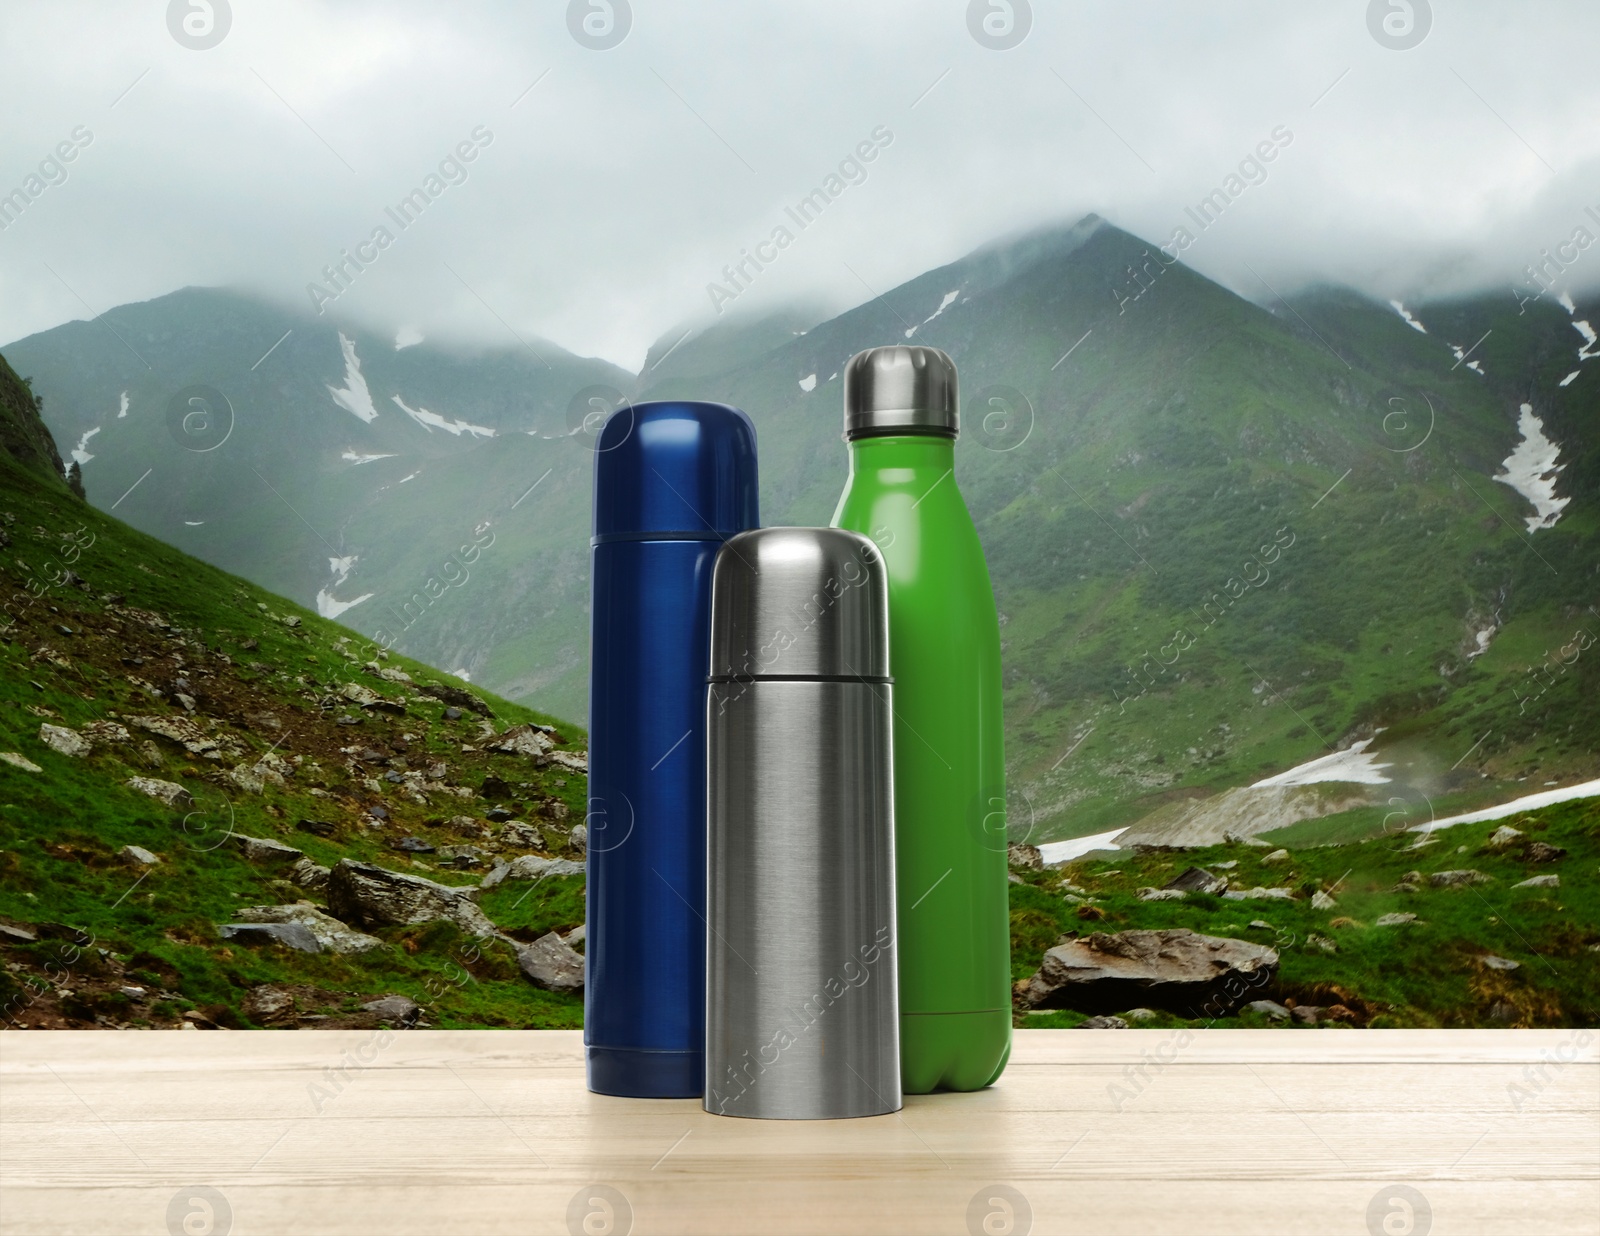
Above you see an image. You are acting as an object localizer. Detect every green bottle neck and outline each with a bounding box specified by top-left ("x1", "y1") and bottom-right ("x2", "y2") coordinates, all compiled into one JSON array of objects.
[{"x1": 845, "y1": 433, "x2": 956, "y2": 478}]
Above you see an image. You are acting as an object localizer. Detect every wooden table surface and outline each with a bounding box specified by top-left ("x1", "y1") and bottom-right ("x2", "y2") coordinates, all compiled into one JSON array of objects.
[{"x1": 2, "y1": 1029, "x2": 1596, "y2": 1235}]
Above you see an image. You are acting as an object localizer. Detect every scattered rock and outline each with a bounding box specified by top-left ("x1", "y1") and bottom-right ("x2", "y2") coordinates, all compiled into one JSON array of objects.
[
  {"x1": 1014, "y1": 928, "x2": 1279, "y2": 1017},
  {"x1": 288, "y1": 858, "x2": 330, "y2": 894},
  {"x1": 362, "y1": 994, "x2": 420, "y2": 1027},
  {"x1": 1290, "y1": 1005, "x2": 1322, "y2": 1025},
  {"x1": 128, "y1": 714, "x2": 219, "y2": 757},
  {"x1": 417, "y1": 681, "x2": 493, "y2": 717},
  {"x1": 38, "y1": 724, "x2": 90, "y2": 758},
  {"x1": 81, "y1": 720, "x2": 131, "y2": 746},
  {"x1": 1374, "y1": 912, "x2": 1417, "y2": 927},
  {"x1": 232, "y1": 835, "x2": 305, "y2": 867},
  {"x1": 1429, "y1": 869, "x2": 1492, "y2": 888},
  {"x1": 1512, "y1": 874, "x2": 1559, "y2": 890},
  {"x1": 442, "y1": 706, "x2": 464, "y2": 721},
  {"x1": 480, "y1": 855, "x2": 586, "y2": 889},
  {"x1": 120, "y1": 845, "x2": 160, "y2": 866},
  {"x1": 218, "y1": 922, "x2": 322, "y2": 953},
  {"x1": 1138, "y1": 888, "x2": 1187, "y2": 902},
  {"x1": 1223, "y1": 830, "x2": 1271, "y2": 847},
  {"x1": 487, "y1": 724, "x2": 555, "y2": 759},
  {"x1": 1261, "y1": 849, "x2": 1290, "y2": 866},
  {"x1": 1484, "y1": 824, "x2": 1523, "y2": 850},
  {"x1": 327, "y1": 859, "x2": 496, "y2": 936},
  {"x1": 1480, "y1": 955, "x2": 1520, "y2": 972},
  {"x1": 235, "y1": 904, "x2": 383, "y2": 954},
  {"x1": 1248, "y1": 920, "x2": 1274, "y2": 931},
  {"x1": 548, "y1": 750, "x2": 588, "y2": 773},
  {"x1": 1393, "y1": 871, "x2": 1423, "y2": 893},
  {"x1": 243, "y1": 985, "x2": 295, "y2": 1022},
  {"x1": 562, "y1": 924, "x2": 586, "y2": 948},
  {"x1": 1122, "y1": 1007, "x2": 1157, "y2": 1022},
  {"x1": 1222, "y1": 886, "x2": 1295, "y2": 901},
  {"x1": 1310, "y1": 890, "x2": 1338, "y2": 911},
  {"x1": 1007, "y1": 842, "x2": 1043, "y2": 870},
  {"x1": 0, "y1": 752, "x2": 42, "y2": 773},
  {"x1": 1164, "y1": 866, "x2": 1227, "y2": 896},
  {"x1": 1245, "y1": 999, "x2": 1290, "y2": 1021},
  {"x1": 1306, "y1": 934, "x2": 1337, "y2": 954},
  {"x1": 517, "y1": 931, "x2": 585, "y2": 992},
  {"x1": 390, "y1": 837, "x2": 436, "y2": 854},
  {"x1": 0, "y1": 922, "x2": 39, "y2": 944},
  {"x1": 568, "y1": 824, "x2": 588, "y2": 852},
  {"x1": 1524, "y1": 841, "x2": 1566, "y2": 864},
  {"x1": 1077, "y1": 1015, "x2": 1128, "y2": 1029},
  {"x1": 125, "y1": 776, "x2": 194, "y2": 808},
  {"x1": 297, "y1": 819, "x2": 336, "y2": 838},
  {"x1": 339, "y1": 682, "x2": 385, "y2": 708}
]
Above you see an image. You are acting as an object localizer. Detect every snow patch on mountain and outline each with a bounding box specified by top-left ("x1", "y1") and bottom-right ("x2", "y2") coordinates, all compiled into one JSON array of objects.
[
  {"x1": 391, "y1": 395, "x2": 495, "y2": 438},
  {"x1": 1251, "y1": 737, "x2": 1392, "y2": 787},
  {"x1": 1494, "y1": 403, "x2": 1568, "y2": 532},
  {"x1": 69, "y1": 426, "x2": 100, "y2": 468},
  {"x1": 116, "y1": 391, "x2": 129, "y2": 418},
  {"x1": 327, "y1": 333, "x2": 379, "y2": 423},
  {"x1": 1389, "y1": 300, "x2": 1427, "y2": 333},
  {"x1": 394, "y1": 326, "x2": 423, "y2": 350},
  {"x1": 798, "y1": 373, "x2": 817, "y2": 392},
  {"x1": 904, "y1": 289, "x2": 959, "y2": 338}
]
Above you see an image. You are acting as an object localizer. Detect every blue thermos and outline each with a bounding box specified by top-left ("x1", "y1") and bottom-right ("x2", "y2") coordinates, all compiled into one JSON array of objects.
[{"x1": 585, "y1": 399, "x2": 760, "y2": 1097}]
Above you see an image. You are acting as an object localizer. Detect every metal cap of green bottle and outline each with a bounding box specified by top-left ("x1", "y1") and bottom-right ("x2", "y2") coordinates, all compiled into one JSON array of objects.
[{"x1": 843, "y1": 346, "x2": 959, "y2": 441}]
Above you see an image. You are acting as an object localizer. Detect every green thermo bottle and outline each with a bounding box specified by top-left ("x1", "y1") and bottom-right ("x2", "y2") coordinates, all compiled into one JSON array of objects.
[{"x1": 831, "y1": 345, "x2": 1011, "y2": 1093}]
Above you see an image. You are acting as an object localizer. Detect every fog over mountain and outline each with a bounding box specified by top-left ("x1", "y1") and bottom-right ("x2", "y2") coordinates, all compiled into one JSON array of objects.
[{"x1": 2, "y1": 1, "x2": 1598, "y2": 369}]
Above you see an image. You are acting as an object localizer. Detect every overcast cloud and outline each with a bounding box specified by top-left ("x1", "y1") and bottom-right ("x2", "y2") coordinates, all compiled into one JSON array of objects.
[{"x1": 2, "y1": 0, "x2": 1598, "y2": 371}]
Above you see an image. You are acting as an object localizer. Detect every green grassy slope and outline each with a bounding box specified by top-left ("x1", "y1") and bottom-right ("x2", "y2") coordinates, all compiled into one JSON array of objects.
[{"x1": 0, "y1": 402, "x2": 588, "y2": 1030}]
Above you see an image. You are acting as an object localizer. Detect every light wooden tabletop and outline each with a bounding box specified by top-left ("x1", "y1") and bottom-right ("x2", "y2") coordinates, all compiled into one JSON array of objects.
[{"x1": 1, "y1": 1029, "x2": 1595, "y2": 1235}]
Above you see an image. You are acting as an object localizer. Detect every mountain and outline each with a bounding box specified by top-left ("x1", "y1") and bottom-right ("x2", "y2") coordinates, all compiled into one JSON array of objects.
[
  {"x1": 0, "y1": 352, "x2": 79, "y2": 495},
  {"x1": 0, "y1": 354, "x2": 590, "y2": 1029},
  {"x1": 8, "y1": 217, "x2": 1597, "y2": 846},
  {"x1": 3, "y1": 288, "x2": 630, "y2": 721}
]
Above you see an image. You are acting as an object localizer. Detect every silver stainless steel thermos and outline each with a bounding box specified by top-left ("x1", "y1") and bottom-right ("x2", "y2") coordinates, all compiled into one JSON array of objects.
[{"x1": 704, "y1": 527, "x2": 901, "y2": 1120}]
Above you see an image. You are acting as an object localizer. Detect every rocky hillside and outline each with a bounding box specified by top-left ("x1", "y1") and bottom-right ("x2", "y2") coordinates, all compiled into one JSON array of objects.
[{"x1": 1, "y1": 354, "x2": 590, "y2": 1030}]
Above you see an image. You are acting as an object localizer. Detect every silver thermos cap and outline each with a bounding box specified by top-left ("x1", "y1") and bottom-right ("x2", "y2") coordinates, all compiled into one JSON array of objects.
[
  {"x1": 708, "y1": 527, "x2": 890, "y2": 682},
  {"x1": 705, "y1": 527, "x2": 901, "y2": 1119},
  {"x1": 843, "y1": 345, "x2": 959, "y2": 441}
]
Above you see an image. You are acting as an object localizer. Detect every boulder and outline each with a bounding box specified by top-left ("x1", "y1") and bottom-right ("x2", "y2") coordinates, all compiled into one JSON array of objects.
[
  {"x1": 120, "y1": 845, "x2": 160, "y2": 866},
  {"x1": 326, "y1": 859, "x2": 496, "y2": 937},
  {"x1": 1429, "y1": 869, "x2": 1492, "y2": 888},
  {"x1": 125, "y1": 776, "x2": 194, "y2": 808},
  {"x1": 548, "y1": 750, "x2": 588, "y2": 773},
  {"x1": 218, "y1": 922, "x2": 322, "y2": 953},
  {"x1": 243, "y1": 985, "x2": 296, "y2": 1022},
  {"x1": 1076, "y1": 1015, "x2": 1128, "y2": 1029},
  {"x1": 1480, "y1": 955, "x2": 1520, "y2": 971},
  {"x1": 1524, "y1": 841, "x2": 1566, "y2": 864},
  {"x1": 1014, "y1": 928, "x2": 1278, "y2": 1017},
  {"x1": 1374, "y1": 912, "x2": 1417, "y2": 927},
  {"x1": 82, "y1": 721, "x2": 131, "y2": 745},
  {"x1": 562, "y1": 924, "x2": 586, "y2": 948},
  {"x1": 1245, "y1": 999, "x2": 1290, "y2": 1021},
  {"x1": 1138, "y1": 888, "x2": 1187, "y2": 902},
  {"x1": 517, "y1": 931, "x2": 585, "y2": 992},
  {"x1": 1007, "y1": 842, "x2": 1043, "y2": 870},
  {"x1": 1223, "y1": 830, "x2": 1271, "y2": 847},
  {"x1": 487, "y1": 724, "x2": 556, "y2": 759},
  {"x1": 1512, "y1": 874, "x2": 1559, "y2": 890},
  {"x1": 1310, "y1": 890, "x2": 1338, "y2": 911},
  {"x1": 339, "y1": 682, "x2": 384, "y2": 708},
  {"x1": 232, "y1": 835, "x2": 305, "y2": 866},
  {"x1": 1, "y1": 752, "x2": 42, "y2": 773},
  {"x1": 362, "y1": 994, "x2": 421, "y2": 1027},
  {"x1": 1261, "y1": 849, "x2": 1291, "y2": 866},
  {"x1": 128, "y1": 714, "x2": 219, "y2": 757},
  {"x1": 0, "y1": 922, "x2": 39, "y2": 944},
  {"x1": 1164, "y1": 866, "x2": 1227, "y2": 896},
  {"x1": 235, "y1": 904, "x2": 383, "y2": 954},
  {"x1": 1484, "y1": 824, "x2": 1523, "y2": 850},
  {"x1": 568, "y1": 824, "x2": 588, "y2": 852},
  {"x1": 1122, "y1": 1007, "x2": 1157, "y2": 1022},
  {"x1": 416, "y1": 681, "x2": 493, "y2": 717},
  {"x1": 38, "y1": 724, "x2": 90, "y2": 758},
  {"x1": 480, "y1": 855, "x2": 585, "y2": 889}
]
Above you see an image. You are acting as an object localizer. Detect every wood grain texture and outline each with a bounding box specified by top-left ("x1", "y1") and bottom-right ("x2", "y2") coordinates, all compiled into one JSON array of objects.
[{"x1": 1, "y1": 1029, "x2": 1595, "y2": 1235}]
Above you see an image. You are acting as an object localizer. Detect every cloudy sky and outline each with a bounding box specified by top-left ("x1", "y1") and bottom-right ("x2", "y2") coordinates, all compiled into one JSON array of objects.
[{"x1": 2, "y1": 0, "x2": 1598, "y2": 371}]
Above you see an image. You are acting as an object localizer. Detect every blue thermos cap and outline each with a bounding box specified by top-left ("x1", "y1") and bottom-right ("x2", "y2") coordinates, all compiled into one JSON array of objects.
[{"x1": 592, "y1": 401, "x2": 759, "y2": 540}]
